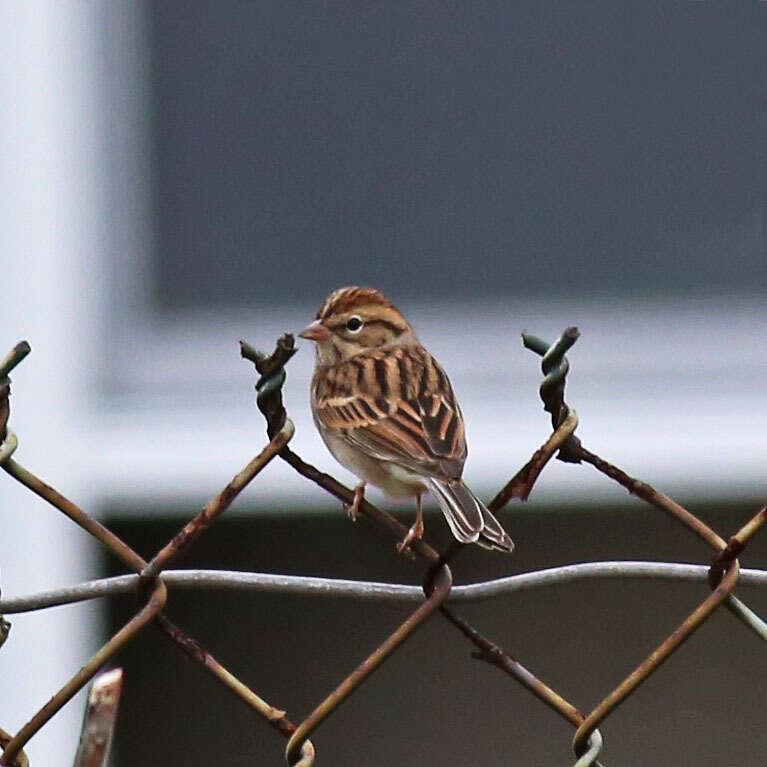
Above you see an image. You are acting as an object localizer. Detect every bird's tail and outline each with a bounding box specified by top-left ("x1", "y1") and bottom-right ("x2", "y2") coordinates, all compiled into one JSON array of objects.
[{"x1": 426, "y1": 478, "x2": 514, "y2": 552}]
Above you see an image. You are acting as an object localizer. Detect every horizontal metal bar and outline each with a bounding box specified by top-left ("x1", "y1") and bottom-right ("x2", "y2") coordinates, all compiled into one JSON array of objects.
[{"x1": 2, "y1": 562, "x2": 767, "y2": 614}]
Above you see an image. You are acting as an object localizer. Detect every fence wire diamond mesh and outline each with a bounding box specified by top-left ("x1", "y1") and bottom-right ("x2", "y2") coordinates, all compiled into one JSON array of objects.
[{"x1": 0, "y1": 330, "x2": 764, "y2": 767}]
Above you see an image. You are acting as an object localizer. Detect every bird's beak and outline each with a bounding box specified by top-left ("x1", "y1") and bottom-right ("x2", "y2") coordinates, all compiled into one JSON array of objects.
[{"x1": 299, "y1": 319, "x2": 332, "y2": 342}]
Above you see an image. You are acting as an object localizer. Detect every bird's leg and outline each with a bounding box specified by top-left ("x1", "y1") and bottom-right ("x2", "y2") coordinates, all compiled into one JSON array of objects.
[
  {"x1": 344, "y1": 482, "x2": 366, "y2": 521},
  {"x1": 397, "y1": 494, "x2": 425, "y2": 554}
]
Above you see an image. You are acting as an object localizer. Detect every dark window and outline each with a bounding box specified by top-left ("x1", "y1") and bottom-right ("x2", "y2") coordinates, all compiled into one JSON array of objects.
[
  {"x1": 106, "y1": 502, "x2": 767, "y2": 766},
  {"x1": 145, "y1": 2, "x2": 766, "y2": 310}
]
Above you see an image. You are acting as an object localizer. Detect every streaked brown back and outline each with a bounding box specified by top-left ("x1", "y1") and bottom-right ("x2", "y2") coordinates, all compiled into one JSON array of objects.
[{"x1": 312, "y1": 345, "x2": 467, "y2": 480}]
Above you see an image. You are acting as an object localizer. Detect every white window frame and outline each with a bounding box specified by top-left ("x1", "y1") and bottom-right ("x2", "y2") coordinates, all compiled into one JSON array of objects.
[{"x1": 96, "y1": 2, "x2": 765, "y2": 515}]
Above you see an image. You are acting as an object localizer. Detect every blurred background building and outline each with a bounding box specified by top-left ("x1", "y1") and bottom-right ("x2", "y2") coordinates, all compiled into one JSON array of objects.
[{"x1": 1, "y1": 2, "x2": 765, "y2": 765}]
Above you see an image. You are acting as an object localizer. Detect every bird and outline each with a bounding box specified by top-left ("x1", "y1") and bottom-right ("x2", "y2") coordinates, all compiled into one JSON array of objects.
[{"x1": 299, "y1": 286, "x2": 513, "y2": 553}]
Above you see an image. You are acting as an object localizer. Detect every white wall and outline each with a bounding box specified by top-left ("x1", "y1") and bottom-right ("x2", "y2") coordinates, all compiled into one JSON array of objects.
[{"x1": 0, "y1": 4, "x2": 104, "y2": 765}]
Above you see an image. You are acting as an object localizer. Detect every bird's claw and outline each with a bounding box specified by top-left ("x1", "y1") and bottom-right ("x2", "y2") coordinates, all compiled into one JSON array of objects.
[
  {"x1": 396, "y1": 518, "x2": 424, "y2": 557},
  {"x1": 344, "y1": 483, "x2": 366, "y2": 521}
]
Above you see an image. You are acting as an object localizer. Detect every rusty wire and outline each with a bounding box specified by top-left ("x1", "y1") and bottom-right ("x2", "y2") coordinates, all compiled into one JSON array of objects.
[
  {"x1": 0, "y1": 342, "x2": 307, "y2": 766},
  {"x1": 242, "y1": 333, "x2": 607, "y2": 765},
  {"x1": 519, "y1": 331, "x2": 767, "y2": 764},
  {"x1": 0, "y1": 328, "x2": 764, "y2": 767}
]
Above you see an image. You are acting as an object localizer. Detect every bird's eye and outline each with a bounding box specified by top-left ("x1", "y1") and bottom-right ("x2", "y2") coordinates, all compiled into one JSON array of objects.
[{"x1": 346, "y1": 316, "x2": 364, "y2": 333}]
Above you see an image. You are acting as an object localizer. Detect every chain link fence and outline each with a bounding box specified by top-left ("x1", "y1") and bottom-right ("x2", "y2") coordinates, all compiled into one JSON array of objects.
[{"x1": 0, "y1": 329, "x2": 764, "y2": 767}]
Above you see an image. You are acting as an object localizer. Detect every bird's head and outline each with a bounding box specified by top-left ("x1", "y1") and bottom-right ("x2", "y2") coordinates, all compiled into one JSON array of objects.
[{"x1": 300, "y1": 286, "x2": 417, "y2": 364}]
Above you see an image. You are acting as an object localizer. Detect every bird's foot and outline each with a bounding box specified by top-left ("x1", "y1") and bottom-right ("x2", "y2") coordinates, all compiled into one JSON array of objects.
[
  {"x1": 343, "y1": 483, "x2": 366, "y2": 521},
  {"x1": 396, "y1": 517, "x2": 425, "y2": 557}
]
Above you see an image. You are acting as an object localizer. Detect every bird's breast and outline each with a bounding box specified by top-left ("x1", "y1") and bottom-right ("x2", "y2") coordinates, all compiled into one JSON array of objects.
[{"x1": 317, "y1": 422, "x2": 425, "y2": 499}]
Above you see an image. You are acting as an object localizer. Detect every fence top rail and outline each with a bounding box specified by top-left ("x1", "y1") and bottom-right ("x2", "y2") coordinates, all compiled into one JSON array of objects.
[{"x1": 3, "y1": 561, "x2": 767, "y2": 614}]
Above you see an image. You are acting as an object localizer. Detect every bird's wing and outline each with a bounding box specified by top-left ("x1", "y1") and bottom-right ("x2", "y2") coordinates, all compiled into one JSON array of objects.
[{"x1": 312, "y1": 346, "x2": 467, "y2": 480}]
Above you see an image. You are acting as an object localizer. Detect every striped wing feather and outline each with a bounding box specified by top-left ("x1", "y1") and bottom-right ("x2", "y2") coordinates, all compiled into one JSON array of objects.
[{"x1": 312, "y1": 346, "x2": 466, "y2": 481}]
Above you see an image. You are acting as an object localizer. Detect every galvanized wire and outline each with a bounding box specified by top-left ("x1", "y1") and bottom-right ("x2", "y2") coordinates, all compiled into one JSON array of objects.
[{"x1": 3, "y1": 562, "x2": 767, "y2": 614}]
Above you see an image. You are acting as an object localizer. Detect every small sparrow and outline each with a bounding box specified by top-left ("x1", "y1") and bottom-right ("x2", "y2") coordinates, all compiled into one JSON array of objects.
[{"x1": 299, "y1": 286, "x2": 513, "y2": 553}]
